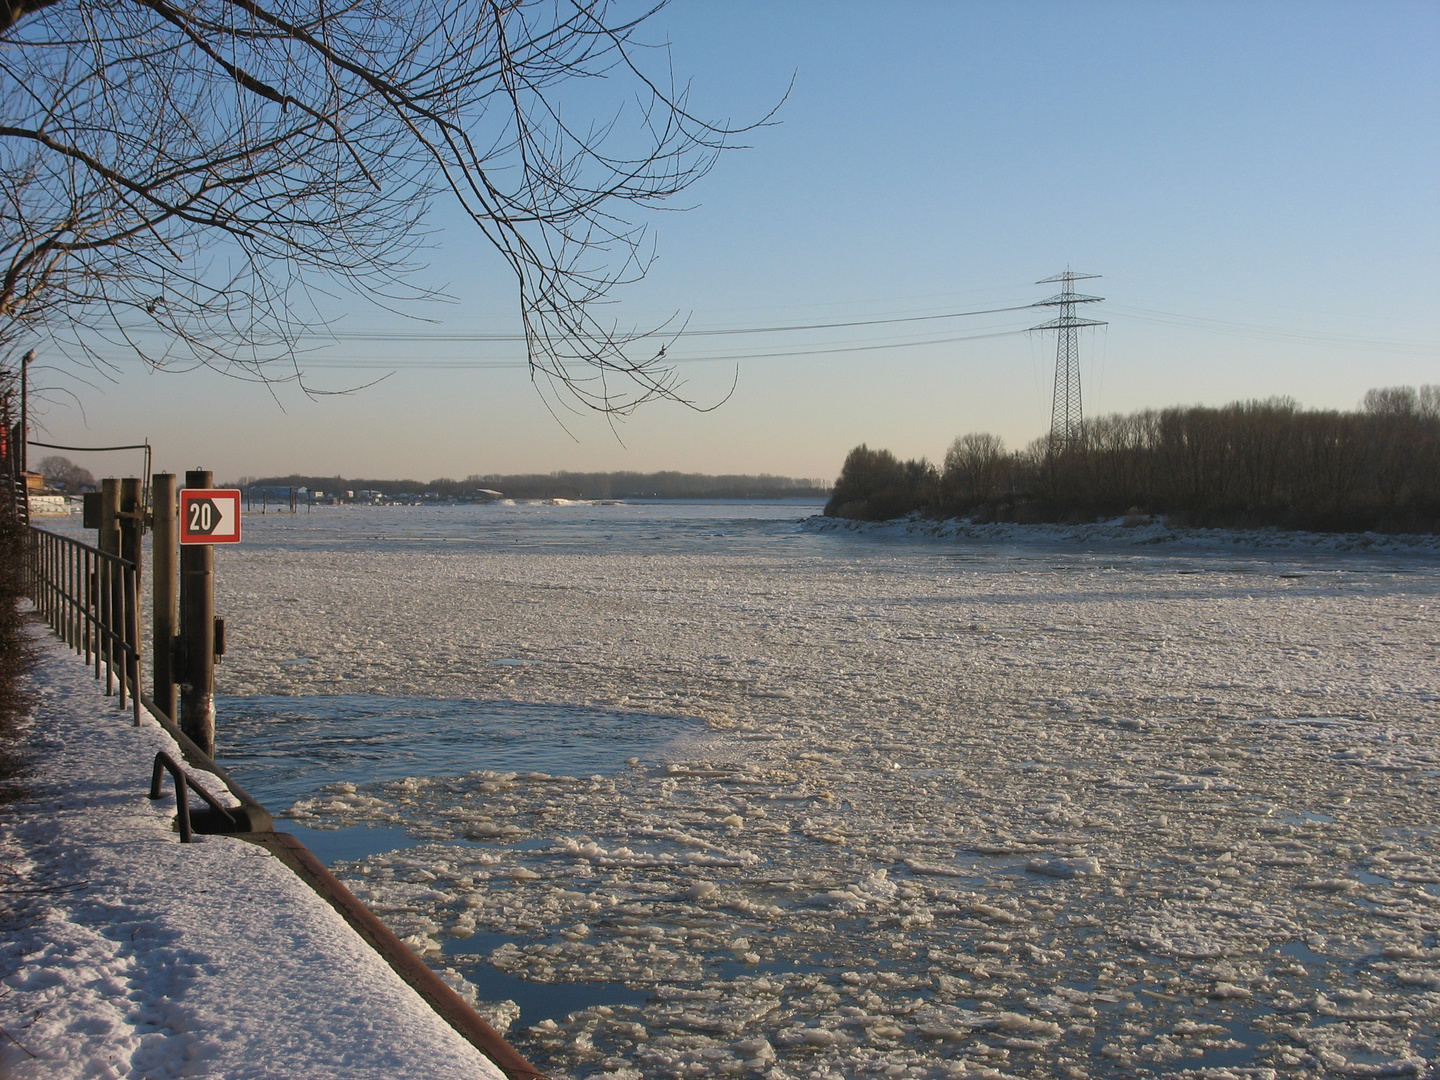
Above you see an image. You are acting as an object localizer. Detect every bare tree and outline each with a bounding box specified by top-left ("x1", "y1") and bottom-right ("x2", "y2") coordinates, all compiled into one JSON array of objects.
[
  {"x1": 1, "y1": 0, "x2": 772, "y2": 411},
  {"x1": 941, "y1": 432, "x2": 1007, "y2": 508},
  {"x1": 35, "y1": 454, "x2": 93, "y2": 490}
]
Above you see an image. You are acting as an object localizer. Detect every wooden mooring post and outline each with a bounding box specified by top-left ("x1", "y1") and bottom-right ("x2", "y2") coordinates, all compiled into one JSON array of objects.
[
  {"x1": 97, "y1": 479, "x2": 121, "y2": 694},
  {"x1": 97, "y1": 478, "x2": 120, "y2": 557},
  {"x1": 179, "y1": 469, "x2": 216, "y2": 756},
  {"x1": 152, "y1": 473, "x2": 178, "y2": 722},
  {"x1": 119, "y1": 477, "x2": 144, "y2": 716}
]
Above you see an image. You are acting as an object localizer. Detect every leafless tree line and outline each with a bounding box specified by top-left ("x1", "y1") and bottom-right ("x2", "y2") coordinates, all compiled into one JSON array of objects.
[
  {"x1": 1, "y1": 0, "x2": 771, "y2": 411},
  {"x1": 828, "y1": 386, "x2": 1440, "y2": 533}
]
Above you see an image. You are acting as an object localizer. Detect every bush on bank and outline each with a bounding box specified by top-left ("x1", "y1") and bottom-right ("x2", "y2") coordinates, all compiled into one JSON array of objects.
[
  {"x1": 826, "y1": 386, "x2": 1440, "y2": 534},
  {"x1": 825, "y1": 446, "x2": 940, "y2": 522},
  {"x1": 0, "y1": 518, "x2": 32, "y2": 804}
]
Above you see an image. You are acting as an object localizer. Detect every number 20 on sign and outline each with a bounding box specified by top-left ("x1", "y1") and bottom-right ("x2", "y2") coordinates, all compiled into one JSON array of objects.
[{"x1": 179, "y1": 489, "x2": 242, "y2": 544}]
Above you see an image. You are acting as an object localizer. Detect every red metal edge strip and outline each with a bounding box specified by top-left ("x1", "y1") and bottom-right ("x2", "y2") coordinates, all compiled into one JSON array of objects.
[{"x1": 239, "y1": 831, "x2": 550, "y2": 1080}]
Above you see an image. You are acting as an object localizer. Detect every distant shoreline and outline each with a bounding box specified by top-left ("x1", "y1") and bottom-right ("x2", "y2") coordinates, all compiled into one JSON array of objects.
[
  {"x1": 246, "y1": 495, "x2": 827, "y2": 509},
  {"x1": 233, "y1": 470, "x2": 830, "y2": 504}
]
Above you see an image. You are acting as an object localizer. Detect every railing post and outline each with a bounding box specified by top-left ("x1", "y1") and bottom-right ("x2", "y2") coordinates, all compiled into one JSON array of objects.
[
  {"x1": 179, "y1": 470, "x2": 216, "y2": 757},
  {"x1": 85, "y1": 548, "x2": 96, "y2": 670},
  {"x1": 123, "y1": 564, "x2": 140, "y2": 724},
  {"x1": 101, "y1": 558, "x2": 115, "y2": 696},
  {"x1": 152, "y1": 473, "x2": 178, "y2": 723},
  {"x1": 85, "y1": 547, "x2": 94, "y2": 670}
]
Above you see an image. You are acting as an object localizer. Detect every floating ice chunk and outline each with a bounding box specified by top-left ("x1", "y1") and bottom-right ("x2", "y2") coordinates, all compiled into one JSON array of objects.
[
  {"x1": 916, "y1": 1022, "x2": 973, "y2": 1042},
  {"x1": 1395, "y1": 969, "x2": 1440, "y2": 987},
  {"x1": 970, "y1": 903, "x2": 1019, "y2": 923},
  {"x1": 796, "y1": 1027, "x2": 849, "y2": 1047},
  {"x1": 730, "y1": 1036, "x2": 775, "y2": 1063},
  {"x1": 805, "y1": 869, "x2": 898, "y2": 909},
  {"x1": 1208, "y1": 982, "x2": 1252, "y2": 999},
  {"x1": 973, "y1": 1012, "x2": 1063, "y2": 1039},
  {"x1": 1026, "y1": 856, "x2": 1102, "y2": 878},
  {"x1": 903, "y1": 858, "x2": 966, "y2": 876},
  {"x1": 401, "y1": 932, "x2": 441, "y2": 955},
  {"x1": 463, "y1": 822, "x2": 525, "y2": 839},
  {"x1": 807, "y1": 889, "x2": 867, "y2": 910}
]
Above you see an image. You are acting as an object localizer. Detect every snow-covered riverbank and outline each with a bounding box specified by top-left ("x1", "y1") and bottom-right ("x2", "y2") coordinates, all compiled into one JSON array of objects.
[
  {"x1": 803, "y1": 513, "x2": 1440, "y2": 557},
  {"x1": 0, "y1": 623, "x2": 508, "y2": 1080}
]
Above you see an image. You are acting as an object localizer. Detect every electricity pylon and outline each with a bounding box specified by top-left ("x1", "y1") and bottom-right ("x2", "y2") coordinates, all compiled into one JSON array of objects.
[{"x1": 1031, "y1": 270, "x2": 1105, "y2": 449}]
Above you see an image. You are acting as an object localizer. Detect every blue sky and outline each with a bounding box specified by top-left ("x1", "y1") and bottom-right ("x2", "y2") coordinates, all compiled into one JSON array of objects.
[{"x1": 30, "y1": 0, "x2": 1440, "y2": 484}]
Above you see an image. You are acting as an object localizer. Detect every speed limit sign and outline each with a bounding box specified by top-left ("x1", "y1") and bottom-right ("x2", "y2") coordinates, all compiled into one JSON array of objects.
[{"x1": 179, "y1": 488, "x2": 242, "y2": 544}]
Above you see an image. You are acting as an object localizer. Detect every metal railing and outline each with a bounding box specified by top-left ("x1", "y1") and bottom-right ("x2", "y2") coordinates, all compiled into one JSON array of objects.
[
  {"x1": 26, "y1": 525, "x2": 142, "y2": 724},
  {"x1": 149, "y1": 752, "x2": 238, "y2": 843}
]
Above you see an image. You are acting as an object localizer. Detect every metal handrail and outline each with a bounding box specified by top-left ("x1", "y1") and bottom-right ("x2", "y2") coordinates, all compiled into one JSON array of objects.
[
  {"x1": 149, "y1": 751, "x2": 237, "y2": 843},
  {"x1": 25, "y1": 525, "x2": 142, "y2": 724}
]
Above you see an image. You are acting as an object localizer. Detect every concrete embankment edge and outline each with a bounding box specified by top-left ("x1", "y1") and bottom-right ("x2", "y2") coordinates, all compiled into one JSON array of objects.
[
  {"x1": 142, "y1": 694, "x2": 550, "y2": 1080},
  {"x1": 241, "y1": 831, "x2": 548, "y2": 1080}
]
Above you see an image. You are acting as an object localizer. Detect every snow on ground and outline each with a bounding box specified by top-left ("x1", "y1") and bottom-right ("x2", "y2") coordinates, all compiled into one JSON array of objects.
[
  {"x1": 804, "y1": 514, "x2": 1440, "y2": 557},
  {"x1": 208, "y1": 516, "x2": 1440, "y2": 1079},
  {"x1": 0, "y1": 623, "x2": 506, "y2": 1080}
]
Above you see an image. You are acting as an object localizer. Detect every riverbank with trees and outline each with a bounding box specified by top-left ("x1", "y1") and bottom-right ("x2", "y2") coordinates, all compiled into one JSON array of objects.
[{"x1": 826, "y1": 386, "x2": 1440, "y2": 534}]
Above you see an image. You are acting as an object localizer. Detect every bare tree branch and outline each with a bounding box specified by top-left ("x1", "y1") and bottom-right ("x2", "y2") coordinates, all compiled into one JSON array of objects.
[{"x1": 0, "y1": 0, "x2": 776, "y2": 411}]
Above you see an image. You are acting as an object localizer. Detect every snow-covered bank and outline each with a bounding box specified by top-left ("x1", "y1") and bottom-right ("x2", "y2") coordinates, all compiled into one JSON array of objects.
[
  {"x1": 0, "y1": 623, "x2": 507, "y2": 1080},
  {"x1": 804, "y1": 514, "x2": 1440, "y2": 556}
]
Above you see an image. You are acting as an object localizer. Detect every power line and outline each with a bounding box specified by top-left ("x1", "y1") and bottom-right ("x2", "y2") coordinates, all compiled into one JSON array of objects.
[
  {"x1": 293, "y1": 327, "x2": 1033, "y2": 369},
  {"x1": 295, "y1": 303, "x2": 1040, "y2": 343}
]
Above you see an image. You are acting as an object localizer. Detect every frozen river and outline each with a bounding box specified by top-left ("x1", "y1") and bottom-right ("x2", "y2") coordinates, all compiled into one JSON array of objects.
[{"x1": 200, "y1": 502, "x2": 1438, "y2": 1079}]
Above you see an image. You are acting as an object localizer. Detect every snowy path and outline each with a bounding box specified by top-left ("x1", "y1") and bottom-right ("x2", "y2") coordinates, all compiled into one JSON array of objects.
[{"x1": 0, "y1": 625, "x2": 506, "y2": 1080}]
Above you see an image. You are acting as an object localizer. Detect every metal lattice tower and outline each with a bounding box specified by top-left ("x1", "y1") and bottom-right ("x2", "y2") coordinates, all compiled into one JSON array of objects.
[{"x1": 1030, "y1": 270, "x2": 1105, "y2": 449}]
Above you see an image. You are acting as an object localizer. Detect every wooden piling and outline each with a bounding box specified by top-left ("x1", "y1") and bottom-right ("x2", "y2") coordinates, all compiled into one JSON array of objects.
[
  {"x1": 152, "y1": 474, "x2": 178, "y2": 722},
  {"x1": 179, "y1": 469, "x2": 216, "y2": 756},
  {"x1": 97, "y1": 480, "x2": 121, "y2": 696},
  {"x1": 119, "y1": 477, "x2": 144, "y2": 714},
  {"x1": 97, "y1": 479, "x2": 120, "y2": 556}
]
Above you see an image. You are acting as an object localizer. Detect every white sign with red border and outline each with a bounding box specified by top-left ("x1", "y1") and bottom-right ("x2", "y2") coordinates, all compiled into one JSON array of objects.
[{"x1": 179, "y1": 488, "x2": 242, "y2": 544}]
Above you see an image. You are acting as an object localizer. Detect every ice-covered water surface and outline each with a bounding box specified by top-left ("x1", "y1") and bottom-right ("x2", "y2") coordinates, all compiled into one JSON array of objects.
[{"x1": 213, "y1": 504, "x2": 1440, "y2": 1079}]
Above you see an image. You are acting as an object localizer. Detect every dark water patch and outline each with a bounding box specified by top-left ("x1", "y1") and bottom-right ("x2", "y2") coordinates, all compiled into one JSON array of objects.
[
  {"x1": 215, "y1": 694, "x2": 702, "y2": 811},
  {"x1": 1280, "y1": 940, "x2": 1329, "y2": 964},
  {"x1": 277, "y1": 821, "x2": 420, "y2": 864},
  {"x1": 443, "y1": 930, "x2": 652, "y2": 1030}
]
